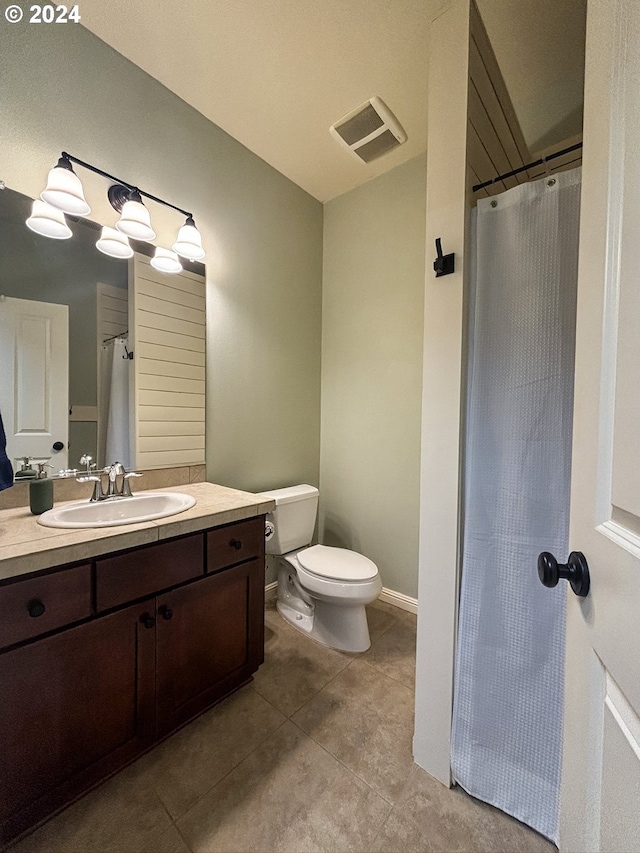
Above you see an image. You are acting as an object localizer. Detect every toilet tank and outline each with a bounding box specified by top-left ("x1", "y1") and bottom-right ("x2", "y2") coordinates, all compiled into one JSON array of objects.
[{"x1": 259, "y1": 484, "x2": 319, "y2": 555}]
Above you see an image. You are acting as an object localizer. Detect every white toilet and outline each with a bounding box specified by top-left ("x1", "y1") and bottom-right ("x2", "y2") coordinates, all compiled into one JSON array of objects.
[{"x1": 260, "y1": 484, "x2": 382, "y2": 652}]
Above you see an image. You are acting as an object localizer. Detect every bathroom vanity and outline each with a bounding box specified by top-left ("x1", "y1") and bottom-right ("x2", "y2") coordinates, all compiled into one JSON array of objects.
[{"x1": 0, "y1": 483, "x2": 274, "y2": 843}]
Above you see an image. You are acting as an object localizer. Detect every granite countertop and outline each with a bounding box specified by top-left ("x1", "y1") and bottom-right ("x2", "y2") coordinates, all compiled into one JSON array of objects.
[{"x1": 0, "y1": 482, "x2": 275, "y2": 583}]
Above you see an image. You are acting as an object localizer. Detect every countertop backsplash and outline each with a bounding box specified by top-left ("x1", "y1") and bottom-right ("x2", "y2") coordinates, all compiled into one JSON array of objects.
[{"x1": 0, "y1": 464, "x2": 207, "y2": 511}]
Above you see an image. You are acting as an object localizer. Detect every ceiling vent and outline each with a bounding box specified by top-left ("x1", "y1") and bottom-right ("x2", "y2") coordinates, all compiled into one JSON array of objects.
[{"x1": 330, "y1": 97, "x2": 407, "y2": 163}]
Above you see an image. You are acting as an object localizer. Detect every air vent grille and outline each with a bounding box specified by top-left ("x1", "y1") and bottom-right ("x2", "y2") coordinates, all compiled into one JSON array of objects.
[
  {"x1": 354, "y1": 129, "x2": 401, "y2": 163},
  {"x1": 334, "y1": 104, "x2": 384, "y2": 145},
  {"x1": 330, "y1": 96, "x2": 407, "y2": 164}
]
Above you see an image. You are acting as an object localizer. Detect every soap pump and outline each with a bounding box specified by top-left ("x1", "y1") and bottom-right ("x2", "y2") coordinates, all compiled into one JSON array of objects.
[
  {"x1": 29, "y1": 463, "x2": 54, "y2": 515},
  {"x1": 15, "y1": 457, "x2": 36, "y2": 479}
]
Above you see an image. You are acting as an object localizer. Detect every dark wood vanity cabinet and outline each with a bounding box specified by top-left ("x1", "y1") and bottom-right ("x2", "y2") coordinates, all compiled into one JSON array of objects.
[
  {"x1": 0, "y1": 515, "x2": 266, "y2": 844},
  {"x1": 0, "y1": 599, "x2": 156, "y2": 840},
  {"x1": 156, "y1": 558, "x2": 264, "y2": 736}
]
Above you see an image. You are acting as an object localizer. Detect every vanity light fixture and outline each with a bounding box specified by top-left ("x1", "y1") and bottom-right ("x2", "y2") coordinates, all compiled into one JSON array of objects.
[
  {"x1": 29, "y1": 151, "x2": 206, "y2": 261},
  {"x1": 150, "y1": 247, "x2": 182, "y2": 273},
  {"x1": 96, "y1": 226, "x2": 134, "y2": 259},
  {"x1": 26, "y1": 199, "x2": 73, "y2": 239},
  {"x1": 40, "y1": 154, "x2": 91, "y2": 216}
]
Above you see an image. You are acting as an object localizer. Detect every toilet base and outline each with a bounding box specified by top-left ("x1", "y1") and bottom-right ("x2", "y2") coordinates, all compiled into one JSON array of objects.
[
  {"x1": 276, "y1": 599, "x2": 314, "y2": 635},
  {"x1": 276, "y1": 595, "x2": 373, "y2": 653}
]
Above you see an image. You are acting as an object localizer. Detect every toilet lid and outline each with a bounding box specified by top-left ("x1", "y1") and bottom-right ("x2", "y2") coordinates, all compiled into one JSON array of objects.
[{"x1": 297, "y1": 544, "x2": 378, "y2": 581}]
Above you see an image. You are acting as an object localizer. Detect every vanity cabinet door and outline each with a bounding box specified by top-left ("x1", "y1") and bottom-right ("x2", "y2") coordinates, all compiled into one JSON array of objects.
[
  {"x1": 155, "y1": 559, "x2": 265, "y2": 737},
  {"x1": 0, "y1": 598, "x2": 156, "y2": 843}
]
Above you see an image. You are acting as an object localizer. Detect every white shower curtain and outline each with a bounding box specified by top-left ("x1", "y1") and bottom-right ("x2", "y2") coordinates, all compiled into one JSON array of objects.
[
  {"x1": 451, "y1": 168, "x2": 581, "y2": 843},
  {"x1": 99, "y1": 338, "x2": 130, "y2": 469}
]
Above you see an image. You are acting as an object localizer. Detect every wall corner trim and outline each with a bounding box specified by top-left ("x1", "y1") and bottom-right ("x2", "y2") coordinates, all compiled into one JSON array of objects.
[{"x1": 378, "y1": 587, "x2": 418, "y2": 615}]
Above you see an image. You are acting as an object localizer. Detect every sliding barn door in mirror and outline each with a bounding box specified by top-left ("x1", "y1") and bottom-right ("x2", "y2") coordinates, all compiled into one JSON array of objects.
[{"x1": 128, "y1": 254, "x2": 206, "y2": 470}]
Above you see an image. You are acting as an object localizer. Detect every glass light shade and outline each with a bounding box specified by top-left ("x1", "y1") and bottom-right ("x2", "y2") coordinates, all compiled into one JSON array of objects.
[
  {"x1": 41, "y1": 165, "x2": 91, "y2": 216},
  {"x1": 115, "y1": 199, "x2": 156, "y2": 242},
  {"x1": 96, "y1": 226, "x2": 133, "y2": 259},
  {"x1": 150, "y1": 247, "x2": 182, "y2": 274},
  {"x1": 26, "y1": 199, "x2": 72, "y2": 239},
  {"x1": 173, "y1": 220, "x2": 205, "y2": 260}
]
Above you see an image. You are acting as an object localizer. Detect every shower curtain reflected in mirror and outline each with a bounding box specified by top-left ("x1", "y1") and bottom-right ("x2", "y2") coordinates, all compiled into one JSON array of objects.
[
  {"x1": 98, "y1": 337, "x2": 130, "y2": 469},
  {"x1": 451, "y1": 168, "x2": 582, "y2": 844}
]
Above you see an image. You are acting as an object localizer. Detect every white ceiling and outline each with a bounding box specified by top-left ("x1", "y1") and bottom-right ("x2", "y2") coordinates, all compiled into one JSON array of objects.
[
  {"x1": 478, "y1": 0, "x2": 586, "y2": 154},
  {"x1": 80, "y1": 0, "x2": 585, "y2": 204}
]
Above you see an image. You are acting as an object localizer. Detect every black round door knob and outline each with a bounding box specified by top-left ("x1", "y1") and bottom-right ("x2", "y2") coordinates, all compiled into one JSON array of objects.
[
  {"x1": 230, "y1": 539, "x2": 242, "y2": 550},
  {"x1": 27, "y1": 599, "x2": 46, "y2": 618},
  {"x1": 160, "y1": 606, "x2": 173, "y2": 621},
  {"x1": 52, "y1": 441, "x2": 65, "y2": 452},
  {"x1": 140, "y1": 613, "x2": 156, "y2": 629},
  {"x1": 538, "y1": 551, "x2": 590, "y2": 598}
]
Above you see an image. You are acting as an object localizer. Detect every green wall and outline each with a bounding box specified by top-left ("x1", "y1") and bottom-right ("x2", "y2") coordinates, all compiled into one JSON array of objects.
[
  {"x1": 320, "y1": 156, "x2": 427, "y2": 598},
  {"x1": 0, "y1": 22, "x2": 323, "y2": 493},
  {"x1": 1, "y1": 23, "x2": 428, "y2": 597}
]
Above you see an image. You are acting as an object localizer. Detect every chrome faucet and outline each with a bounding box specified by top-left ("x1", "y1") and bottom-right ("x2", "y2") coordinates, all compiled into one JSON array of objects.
[{"x1": 77, "y1": 459, "x2": 142, "y2": 501}]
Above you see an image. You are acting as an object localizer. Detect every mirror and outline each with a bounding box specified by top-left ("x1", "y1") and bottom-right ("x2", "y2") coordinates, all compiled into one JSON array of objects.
[{"x1": 0, "y1": 186, "x2": 205, "y2": 475}]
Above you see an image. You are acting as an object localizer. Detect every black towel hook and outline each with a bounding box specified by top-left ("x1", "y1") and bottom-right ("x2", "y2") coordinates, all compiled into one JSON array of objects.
[{"x1": 433, "y1": 238, "x2": 455, "y2": 277}]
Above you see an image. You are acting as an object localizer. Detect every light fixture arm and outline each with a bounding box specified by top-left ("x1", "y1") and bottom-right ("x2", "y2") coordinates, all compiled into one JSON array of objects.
[{"x1": 61, "y1": 152, "x2": 193, "y2": 219}]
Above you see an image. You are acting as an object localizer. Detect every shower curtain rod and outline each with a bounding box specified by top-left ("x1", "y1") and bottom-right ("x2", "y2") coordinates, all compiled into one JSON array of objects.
[
  {"x1": 103, "y1": 330, "x2": 128, "y2": 344},
  {"x1": 472, "y1": 142, "x2": 583, "y2": 192}
]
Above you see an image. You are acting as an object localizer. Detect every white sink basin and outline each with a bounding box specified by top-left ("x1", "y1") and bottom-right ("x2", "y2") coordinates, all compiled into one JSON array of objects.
[{"x1": 37, "y1": 492, "x2": 197, "y2": 529}]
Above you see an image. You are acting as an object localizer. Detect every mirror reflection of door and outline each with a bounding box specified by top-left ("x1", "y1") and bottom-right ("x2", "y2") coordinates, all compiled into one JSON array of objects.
[{"x1": 0, "y1": 296, "x2": 69, "y2": 471}]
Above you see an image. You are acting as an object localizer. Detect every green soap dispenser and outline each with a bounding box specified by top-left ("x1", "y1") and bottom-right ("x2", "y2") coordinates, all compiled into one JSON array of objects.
[
  {"x1": 15, "y1": 457, "x2": 36, "y2": 479},
  {"x1": 29, "y1": 463, "x2": 54, "y2": 515}
]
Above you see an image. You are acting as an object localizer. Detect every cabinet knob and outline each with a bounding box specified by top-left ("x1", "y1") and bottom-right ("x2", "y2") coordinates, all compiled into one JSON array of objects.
[
  {"x1": 140, "y1": 613, "x2": 156, "y2": 629},
  {"x1": 27, "y1": 599, "x2": 46, "y2": 618},
  {"x1": 159, "y1": 606, "x2": 173, "y2": 621},
  {"x1": 230, "y1": 539, "x2": 242, "y2": 550}
]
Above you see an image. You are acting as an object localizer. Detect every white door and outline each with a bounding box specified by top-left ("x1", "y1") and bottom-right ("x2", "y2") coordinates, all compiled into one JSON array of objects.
[
  {"x1": 560, "y1": 1, "x2": 640, "y2": 850},
  {"x1": 0, "y1": 297, "x2": 69, "y2": 472}
]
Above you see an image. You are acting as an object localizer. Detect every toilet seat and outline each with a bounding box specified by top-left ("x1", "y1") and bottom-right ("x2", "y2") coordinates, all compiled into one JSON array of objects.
[{"x1": 297, "y1": 544, "x2": 378, "y2": 581}]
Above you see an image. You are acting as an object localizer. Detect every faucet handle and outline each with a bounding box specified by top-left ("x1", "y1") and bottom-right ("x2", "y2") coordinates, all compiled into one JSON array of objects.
[
  {"x1": 121, "y1": 471, "x2": 142, "y2": 498},
  {"x1": 79, "y1": 454, "x2": 95, "y2": 474},
  {"x1": 75, "y1": 474, "x2": 103, "y2": 502},
  {"x1": 58, "y1": 468, "x2": 79, "y2": 478}
]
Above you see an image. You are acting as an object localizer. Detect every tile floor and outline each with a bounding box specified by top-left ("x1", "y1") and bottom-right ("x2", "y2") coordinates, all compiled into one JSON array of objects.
[{"x1": 10, "y1": 599, "x2": 556, "y2": 853}]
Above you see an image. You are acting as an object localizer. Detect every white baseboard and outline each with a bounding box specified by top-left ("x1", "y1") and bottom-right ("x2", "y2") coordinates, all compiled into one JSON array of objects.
[
  {"x1": 264, "y1": 580, "x2": 417, "y2": 615},
  {"x1": 378, "y1": 587, "x2": 418, "y2": 615},
  {"x1": 265, "y1": 581, "x2": 278, "y2": 601}
]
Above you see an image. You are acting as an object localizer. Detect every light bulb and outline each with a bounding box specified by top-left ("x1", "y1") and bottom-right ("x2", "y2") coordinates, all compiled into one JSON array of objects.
[
  {"x1": 40, "y1": 157, "x2": 91, "y2": 216},
  {"x1": 150, "y1": 247, "x2": 182, "y2": 274},
  {"x1": 115, "y1": 192, "x2": 155, "y2": 242},
  {"x1": 172, "y1": 215, "x2": 205, "y2": 260},
  {"x1": 96, "y1": 226, "x2": 133, "y2": 259},
  {"x1": 26, "y1": 199, "x2": 73, "y2": 239}
]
